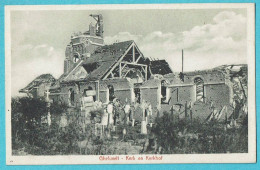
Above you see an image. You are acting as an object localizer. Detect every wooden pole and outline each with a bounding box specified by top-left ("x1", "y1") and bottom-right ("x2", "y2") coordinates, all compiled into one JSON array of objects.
[{"x1": 182, "y1": 49, "x2": 184, "y2": 73}]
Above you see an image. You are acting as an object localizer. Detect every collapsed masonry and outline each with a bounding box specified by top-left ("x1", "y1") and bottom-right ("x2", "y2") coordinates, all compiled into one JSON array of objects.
[{"x1": 20, "y1": 14, "x2": 248, "y2": 124}]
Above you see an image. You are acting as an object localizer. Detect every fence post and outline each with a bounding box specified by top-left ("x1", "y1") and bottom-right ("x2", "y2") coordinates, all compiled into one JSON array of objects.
[{"x1": 185, "y1": 101, "x2": 188, "y2": 118}]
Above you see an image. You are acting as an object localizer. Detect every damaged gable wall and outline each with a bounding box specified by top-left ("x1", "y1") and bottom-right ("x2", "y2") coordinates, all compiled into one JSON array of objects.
[{"x1": 65, "y1": 66, "x2": 88, "y2": 81}]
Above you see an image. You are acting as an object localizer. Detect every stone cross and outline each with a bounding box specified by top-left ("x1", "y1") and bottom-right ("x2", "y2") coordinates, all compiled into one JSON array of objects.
[{"x1": 45, "y1": 89, "x2": 50, "y2": 102}]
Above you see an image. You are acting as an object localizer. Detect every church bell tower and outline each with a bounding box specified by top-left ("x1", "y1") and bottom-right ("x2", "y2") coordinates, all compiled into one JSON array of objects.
[{"x1": 64, "y1": 14, "x2": 104, "y2": 74}]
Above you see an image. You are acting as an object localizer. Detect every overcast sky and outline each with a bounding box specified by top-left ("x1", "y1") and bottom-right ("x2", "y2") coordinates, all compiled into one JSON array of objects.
[{"x1": 11, "y1": 8, "x2": 247, "y2": 96}]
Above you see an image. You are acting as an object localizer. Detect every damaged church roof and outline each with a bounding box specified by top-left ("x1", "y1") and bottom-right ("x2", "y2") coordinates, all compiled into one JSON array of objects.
[
  {"x1": 150, "y1": 59, "x2": 173, "y2": 75},
  {"x1": 60, "y1": 40, "x2": 134, "y2": 83},
  {"x1": 83, "y1": 40, "x2": 134, "y2": 80},
  {"x1": 20, "y1": 74, "x2": 56, "y2": 93}
]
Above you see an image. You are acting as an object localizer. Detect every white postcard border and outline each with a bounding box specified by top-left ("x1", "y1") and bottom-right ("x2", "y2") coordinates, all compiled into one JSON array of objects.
[{"x1": 5, "y1": 3, "x2": 256, "y2": 165}]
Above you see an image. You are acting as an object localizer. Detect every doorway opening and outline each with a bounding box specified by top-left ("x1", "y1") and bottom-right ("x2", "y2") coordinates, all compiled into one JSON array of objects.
[{"x1": 134, "y1": 88, "x2": 141, "y2": 104}]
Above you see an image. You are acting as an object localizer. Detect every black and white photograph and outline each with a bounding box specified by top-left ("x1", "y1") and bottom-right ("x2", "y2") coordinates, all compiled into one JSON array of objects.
[{"x1": 5, "y1": 3, "x2": 256, "y2": 164}]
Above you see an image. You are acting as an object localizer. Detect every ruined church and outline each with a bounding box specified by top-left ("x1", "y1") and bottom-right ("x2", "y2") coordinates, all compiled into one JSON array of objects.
[{"x1": 20, "y1": 14, "x2": 247, "y2": 121}]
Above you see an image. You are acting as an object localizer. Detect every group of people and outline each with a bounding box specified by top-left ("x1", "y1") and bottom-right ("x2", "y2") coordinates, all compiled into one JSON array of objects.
[
  {"x1": 100, "y1": 98, "x2": 135, "y2": 127},
  {"x1": 97, "y1": 97, "x2": 153, "y2": 126},
  {"x1": 80, "y1": 93, "x2": 154, "y2": 136}
]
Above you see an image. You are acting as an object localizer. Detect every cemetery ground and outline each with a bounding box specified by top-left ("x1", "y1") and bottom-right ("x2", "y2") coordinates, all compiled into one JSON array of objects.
[{"x1": 11, "y1": 97, "x2": 248, "y2": 155}]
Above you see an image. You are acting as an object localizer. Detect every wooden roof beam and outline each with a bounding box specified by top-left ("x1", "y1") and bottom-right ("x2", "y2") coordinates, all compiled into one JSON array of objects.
[{"x1": 120, "y1": 61, "x2": 147, "y2": 67}]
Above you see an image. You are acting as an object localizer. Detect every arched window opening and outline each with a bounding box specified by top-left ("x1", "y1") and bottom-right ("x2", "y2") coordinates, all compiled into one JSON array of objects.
[
  {"x1": 161, "y1": 80, "x2": 171, "y2": 104},
  {"x1": 161, "y1": 80, "x2": 167, "y2": 102},
  {"x1": 69, "y1": 88, "x2": 75, "y2": 105},
  {"x1": 108, "y1": 85, "x2": 115, "y2": 102},
  {"x1": 73, "y1": 53, "x2": 80, "y2": 63},
  {"x1": 194, "y1": 77, "x2": 204, "y2": 102}
]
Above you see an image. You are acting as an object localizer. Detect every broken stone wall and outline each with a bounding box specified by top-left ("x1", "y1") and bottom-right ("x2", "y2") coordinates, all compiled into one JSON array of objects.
[
  {"x1": 57, "y1": 70, "x2": 232, "y2": 122},
  {"x1": 98, "y1": 89, "x2": 132, "y2": 104},
  {"x1": 98, "y1": 78, "x2": 132, "y2": 103},
  {"x1": 182, "y1": 71, "x2": 226, "y2": 84},
  {"x1": 50, "y1": 94, "x2": 60, "y2": 103},
  {"x1": 159, "y1": 86, "x2": 193, "y2": 115},
  {"x1": 59, "y1": 78, "x2": 132, "y2": 106},
  {"x1": 60, "y1": 83, "x2": 80, "y2": 107},
  {"x1": 141, "y1": 87, "x2": 158, "y2": 114},
  {"x1": 139, "y1": 70, "x2": 231, "y2": 120},
  {"x1": 99, "y1": 78, "x2": 132, "y2": 91},
  {"x1": 99, "y1": 91, "x2": 107, "y2": 103},
  {"x1": 60, "y1": 84, "x2": 70, "y2": 105},
  {"x1": 79, "y1": 82, "x2": 96, "y2": 92},
  {"x1": 59, "y1": 81, "x2": 97, "y2": 106},
  {"x1": 169, "y1": 86, "x2": 194, "y2": 104},
  {"x1": 204, "y1": 84, "x2": 230, "y2": 108},
  {"x1": 85, "y1": 43, "x2": 101, "y2": 55},
  {"x1": 114, "y1": 89, "x2": 131, "y2": 104}
]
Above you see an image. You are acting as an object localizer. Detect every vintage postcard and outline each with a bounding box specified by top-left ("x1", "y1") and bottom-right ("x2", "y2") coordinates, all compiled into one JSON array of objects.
[{"x1": 5, "y1": 3, "x2": 256, "y2": 164}]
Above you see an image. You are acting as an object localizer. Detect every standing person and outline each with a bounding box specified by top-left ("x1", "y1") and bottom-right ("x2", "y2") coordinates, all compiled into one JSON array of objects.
[
  {"x1": 107, "y1": 102, "x2": 114, "y2": 125},
  {"x1": 141, "y1": 100, "x2": 148, "y2": 134},
  {"x1": 101, "y1": 108, "x2": 109, "y2": 134},
  {"x1": 113, "y1": 98, "x2": 118, "y2": 126},
  {"x1": 131, "y1": 102, "x2": 135, "y2": 127},
  {"x1": 115, "y1": 98, "x2": 123, "y2": 123},
  {"x1": 147, "y1": 103, "x2": 153, "y2": 127},
  {"x1": 112, "y1": 98, "x2": 121, "y2": 132},
  {"x1": 122, "y1": 127, "x2": 127, "y2": 141},
  {"x1": 124, "y1": 98, "x2": 131, "y2": 125}
]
